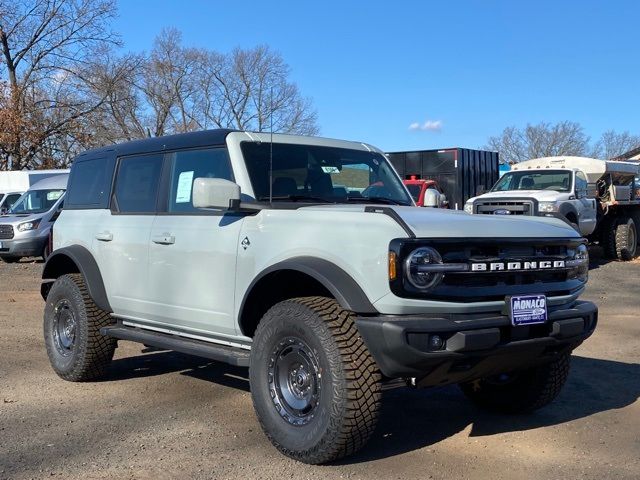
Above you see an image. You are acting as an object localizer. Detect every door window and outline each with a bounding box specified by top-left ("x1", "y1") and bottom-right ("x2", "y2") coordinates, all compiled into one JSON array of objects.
[
  {"x1": 575, "y1": 171, "x2": 588, "y2": 198},
  {"x1": 114, "y1": 154, "x2": 163, "y2": 213},
  {"x1": 166, "y1": 148, "x2": 233, "y2": 213}
]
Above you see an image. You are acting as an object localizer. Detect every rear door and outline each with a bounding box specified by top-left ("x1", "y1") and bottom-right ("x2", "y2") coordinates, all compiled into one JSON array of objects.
[
  {"x1": 146, "y1": 147, "x2": 244, "y2": 338},
  {"x1": 92, "y1": 153, "x2": 163, "y2": 319}
]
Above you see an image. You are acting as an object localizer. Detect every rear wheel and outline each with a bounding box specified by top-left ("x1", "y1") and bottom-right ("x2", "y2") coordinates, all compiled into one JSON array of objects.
[
  {"x1": 459, "y1": 353, "x2": 571, "y2": 413},
  {"x1": 614, "y1": 217, "x2": 637, "y2": 261},
  {"x1": 43, "y1": 273, "x2": 116, "y2": 381},
  {"x1": 249, "y1": 296, "x2": 382, "y2": 464}
]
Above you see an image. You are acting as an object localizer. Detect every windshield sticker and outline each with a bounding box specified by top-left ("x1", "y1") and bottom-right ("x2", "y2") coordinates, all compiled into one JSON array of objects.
[
  {"x1": 321, "y1": 166, "x2": 340, "y2": 174},
  {"x1": 176, "y1": 171, "x2": 194, "y2": 203},
  {"x1": 46, "y1": 191, "x2": 63, "y2": 201}
]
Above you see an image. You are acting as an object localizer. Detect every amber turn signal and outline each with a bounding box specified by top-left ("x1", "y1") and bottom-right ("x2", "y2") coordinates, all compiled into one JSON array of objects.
[{"x1": 388, "y1": 251, "x2": 397, "y2": 280}]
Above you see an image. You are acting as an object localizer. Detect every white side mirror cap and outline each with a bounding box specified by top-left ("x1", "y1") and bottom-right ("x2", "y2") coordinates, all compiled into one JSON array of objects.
[
  {"x1": 193, "y1": 178, "x2": 241, "y2": 210},
  {"x1": 423, "y1": 188, "x2": 440, "y2": 208}
]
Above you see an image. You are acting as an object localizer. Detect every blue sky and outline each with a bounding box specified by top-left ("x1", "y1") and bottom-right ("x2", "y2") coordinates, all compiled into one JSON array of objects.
[{"x1": 114, "y1": 0, "x2": 639, "y2": 152}]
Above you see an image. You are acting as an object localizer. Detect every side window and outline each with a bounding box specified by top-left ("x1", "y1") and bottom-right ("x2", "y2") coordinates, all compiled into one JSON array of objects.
[
  {"x1": 575, "y1": 171, "x2": 588, "y2": 196},
  {"x1": 114, "y1": 154, "x2": 163, "y2": 213},
  {"x1": 67, "y1": 158, "x2": 110, "y2": 207},
  {"x1": 166, "y1": 148, "x2": 232, "y2": 213}
]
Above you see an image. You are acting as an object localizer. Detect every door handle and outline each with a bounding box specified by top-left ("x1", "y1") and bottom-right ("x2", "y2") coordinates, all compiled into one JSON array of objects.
[
  {"x1": 152, "y1": 234, "x2": 175, "y2": 245},
  {"x1": 95, "y1": 232, "x2": 113, "y2": 242}
]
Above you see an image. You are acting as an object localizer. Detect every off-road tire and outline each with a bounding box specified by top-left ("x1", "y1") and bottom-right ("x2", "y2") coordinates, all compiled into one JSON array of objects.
[
  {"x1": 44, "y1": 273, "x2": 116, "y2": 381},
  {"x1": 600, "y1": 216, "x2": 618, "y2": 259},
  {"x1": 614, "y1": 217, "x2": 637, "y2": 261},
  {"x1": 459, "y1": 353, "x2": 571, "y2": 413},
  {"x1": 249, "y1": 296, "x2": 382, "y2": 464}
]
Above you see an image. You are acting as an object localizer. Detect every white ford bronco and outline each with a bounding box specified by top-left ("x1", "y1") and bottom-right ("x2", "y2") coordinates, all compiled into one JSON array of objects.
[{"x1": 41, "y1": 130, "x2": 597, "y2": 464}]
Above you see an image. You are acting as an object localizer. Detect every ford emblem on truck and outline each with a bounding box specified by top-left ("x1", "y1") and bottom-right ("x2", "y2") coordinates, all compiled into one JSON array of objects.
[{"x1": 493, "y1": 209, "x2": 511, "y2": 215}]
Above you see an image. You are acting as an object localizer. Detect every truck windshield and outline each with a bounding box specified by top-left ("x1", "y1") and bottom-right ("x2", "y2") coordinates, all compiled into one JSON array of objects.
[
  {"x1": 9, "y1": 189, "x2": 64, "y2": 214},
  {"x1": 242, "y1": 142, "x2": 412, "y2": 205},
  {"x1": 491, "y1": 170, "x2": 572, "y2": 193}
]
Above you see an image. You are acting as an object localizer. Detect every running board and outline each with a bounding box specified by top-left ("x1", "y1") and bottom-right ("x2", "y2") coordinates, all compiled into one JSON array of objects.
[{"x1": 101, "y1": 325, "x2": 250, "y2": 367}]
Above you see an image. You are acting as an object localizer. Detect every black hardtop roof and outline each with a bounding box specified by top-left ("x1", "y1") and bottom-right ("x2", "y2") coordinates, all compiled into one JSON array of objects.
[{"x1": 75, "y1": 129, "x2": 238, "y2": 160}]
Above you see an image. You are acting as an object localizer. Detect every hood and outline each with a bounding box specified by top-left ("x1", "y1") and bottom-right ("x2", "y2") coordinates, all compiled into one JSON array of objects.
[
  {"x1": 301, "y1": 204, "x2": 579, "y2": 239},
  {"x1": 0, "y1": 213, "x2": 43, "y2": 225},
  {"x1": 469, "y1": 190, "x2": 563, "y2": 202}
]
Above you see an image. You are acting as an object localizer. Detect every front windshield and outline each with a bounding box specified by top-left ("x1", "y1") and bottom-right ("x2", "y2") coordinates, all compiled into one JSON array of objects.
[
  {"x1": 9, "y1": 189, "x2": 64, "y2": 214},
  {"x1": 242, "y1": 142, "x2": 412, "y2": 205},
  {"x1": 491, "y1": 170, "x2": 572, "y2": 193}
]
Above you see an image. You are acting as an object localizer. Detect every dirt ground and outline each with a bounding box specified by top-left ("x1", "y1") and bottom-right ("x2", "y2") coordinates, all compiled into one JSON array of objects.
[{"x1": 0, "y1": 254, "x2": 639, "y2": 480}]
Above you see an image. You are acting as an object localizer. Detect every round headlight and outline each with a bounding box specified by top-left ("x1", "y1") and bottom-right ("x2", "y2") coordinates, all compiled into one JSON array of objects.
[{"x1": 404, "y1": 247, "x2": 444, "y2": 290}]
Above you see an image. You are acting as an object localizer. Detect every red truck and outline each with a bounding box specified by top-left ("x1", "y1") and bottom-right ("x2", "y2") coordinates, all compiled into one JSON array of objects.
[{"x1": 403, "y1": 176, "x2": 448, "y2": 208}]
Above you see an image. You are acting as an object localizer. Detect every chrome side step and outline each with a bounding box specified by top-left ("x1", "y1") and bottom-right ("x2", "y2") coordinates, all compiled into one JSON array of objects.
[{"x1": 101, "y1": 324, "x2": 250, "y2": 367}]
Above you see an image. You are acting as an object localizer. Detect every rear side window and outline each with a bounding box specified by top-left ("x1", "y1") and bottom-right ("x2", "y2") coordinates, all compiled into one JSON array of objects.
[
  {"x1": 66, "y1": 157, "x2": 113, "y2": 208},
  {"x1": 114, "y1": 154, "x2": 163, "y2": 213},
  {"x1": 166, "y1": 148, "x2": 233, "y2": 213}
]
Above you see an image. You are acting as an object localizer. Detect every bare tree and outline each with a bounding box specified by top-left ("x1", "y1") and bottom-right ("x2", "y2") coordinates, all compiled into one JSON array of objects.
[
  {"x1": 0, "y1": 0, "x2": 120, "y2": 169},
  {"x1": 485, "y1": 121, "x2": 590, "y2": 163},
  {"x1": 590, "y1": 130, "x2": 640, "y2": 159}
]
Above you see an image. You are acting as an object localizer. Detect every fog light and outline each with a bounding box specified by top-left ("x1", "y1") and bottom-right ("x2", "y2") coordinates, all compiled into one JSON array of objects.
[{"x1": 430, "y1": 335, "x2": 444, "y2": 350}]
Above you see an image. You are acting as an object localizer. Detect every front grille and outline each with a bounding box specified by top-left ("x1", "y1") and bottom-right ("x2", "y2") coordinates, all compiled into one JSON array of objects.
[
  {"x1": 0, "y1": 224, "x2": 14, "y2": 239},
  {"x1": 390, "y1": 238, "x2": 586, "y2": 303},
  {"x1": 475, "y1": 200, "x2": 534, "y2": 215}
]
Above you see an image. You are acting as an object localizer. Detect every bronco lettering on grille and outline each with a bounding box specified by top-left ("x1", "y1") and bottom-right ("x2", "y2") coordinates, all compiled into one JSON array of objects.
[{"x1": 471, "y1": 260, "x2": 565, "y2": 272}]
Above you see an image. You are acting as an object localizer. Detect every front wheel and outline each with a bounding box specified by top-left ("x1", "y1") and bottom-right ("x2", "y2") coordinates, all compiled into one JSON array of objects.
[
  {"x1": 459, "y1": 353, "x2": 571, "y2": 413},
  {"x1": 249, "y1": 297, "x2": 382, "y2": 464}
]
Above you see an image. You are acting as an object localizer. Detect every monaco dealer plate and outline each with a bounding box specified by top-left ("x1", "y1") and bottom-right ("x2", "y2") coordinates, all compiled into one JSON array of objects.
[{"x1": 509, "y1": 294, "x2": 548, "y2": 326}]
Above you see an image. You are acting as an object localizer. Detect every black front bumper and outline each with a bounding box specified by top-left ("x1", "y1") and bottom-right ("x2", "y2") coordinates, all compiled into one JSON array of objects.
[{"x1": 356, "y1": 300, "x2": 597, "y2": 387}]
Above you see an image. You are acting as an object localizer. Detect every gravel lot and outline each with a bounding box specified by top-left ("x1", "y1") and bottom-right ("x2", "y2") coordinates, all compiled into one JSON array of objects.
[{"x1": 1, "y1": 253, "x2": 639, "y2": 480}]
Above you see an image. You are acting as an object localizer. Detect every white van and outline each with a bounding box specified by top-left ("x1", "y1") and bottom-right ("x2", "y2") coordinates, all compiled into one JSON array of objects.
[
  {"x1": 0, "y1": 174, "x2": 69, "y2": 262},
  {"x1": 0, "y1": 170, "x2": 69, "y2": 214}
]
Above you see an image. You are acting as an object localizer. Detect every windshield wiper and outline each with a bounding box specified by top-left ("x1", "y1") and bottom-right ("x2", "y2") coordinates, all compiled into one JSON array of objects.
[
  {"x1": 258, "y1": 195, "x2": 333, "y2": 203},
  {"x1": 346, "y1": 196, "x2": 408, "y2": 206}
]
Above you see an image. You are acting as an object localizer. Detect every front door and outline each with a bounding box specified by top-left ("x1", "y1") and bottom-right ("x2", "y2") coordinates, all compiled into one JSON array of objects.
[
  {"x1": 574, "y1": 170, "x2": 597, "y2": 235},
  {"x1": 146, "y1": 147, "x2": 243, "y2": 337}
]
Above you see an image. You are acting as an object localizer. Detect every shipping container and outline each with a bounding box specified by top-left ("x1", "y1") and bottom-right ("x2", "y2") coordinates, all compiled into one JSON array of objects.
[{"x1": 386, "y1": 148, "x2": 499, "y2": 210}]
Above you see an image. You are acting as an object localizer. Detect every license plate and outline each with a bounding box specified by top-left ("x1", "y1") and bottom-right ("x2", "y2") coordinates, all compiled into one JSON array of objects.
[{"x1": 509, "y1": 294, "x2": 548, "y2": 326}]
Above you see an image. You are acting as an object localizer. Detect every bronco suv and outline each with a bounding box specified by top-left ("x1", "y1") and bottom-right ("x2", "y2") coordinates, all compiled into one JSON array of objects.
[{"x1": 41, "y1": 130, "x2": 597, "y2": 464}]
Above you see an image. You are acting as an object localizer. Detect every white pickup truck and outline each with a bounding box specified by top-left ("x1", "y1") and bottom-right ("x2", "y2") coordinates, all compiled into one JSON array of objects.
[{"x1": 465, "y1": 156, "x2": 640, "y2": 260}]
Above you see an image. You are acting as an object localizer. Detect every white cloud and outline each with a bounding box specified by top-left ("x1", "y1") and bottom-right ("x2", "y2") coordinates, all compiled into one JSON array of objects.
[{"x1": 409, "y1": 119, "x2": 443, "y2": 132}]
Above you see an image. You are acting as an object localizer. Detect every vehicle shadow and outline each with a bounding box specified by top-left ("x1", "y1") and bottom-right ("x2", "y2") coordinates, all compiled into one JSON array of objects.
[
  {"x1": 338, "y1": 355, "x2": 640, "y2": 464},
  {"x1": 106, "y1": 352, "x2": 638, "y2": 463},
  {"x1": 105, "y1": 349, "x2": 250, "y2": 392}
]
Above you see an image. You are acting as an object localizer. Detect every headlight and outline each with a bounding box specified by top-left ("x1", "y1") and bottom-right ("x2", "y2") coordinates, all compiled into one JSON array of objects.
[
  {"x1": 538, "y1": 201, "x2": 559, "y2": 213},
  {"x1": 463, "y1": 202, "x2": 474, "y2": 214},
  {"x1": 404, "y1": 247, "x2": 445, "y2": 290},
  {"x1": 17, "y1": 220, "x2": 41, "y2": 232},
  {"x1": 566, "y1": 243, "x2": 589, "y2": 282}
]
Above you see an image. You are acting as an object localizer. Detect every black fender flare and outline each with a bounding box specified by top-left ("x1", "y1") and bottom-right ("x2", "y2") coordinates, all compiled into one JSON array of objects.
[
  {"x1": 239, "y1": 256, "x2": 377, "y2": 319},
  {"x1": 41, "y1": 245, "x2": 112, "y2": 312},
  {"x1": 558, "y1": 204, "x2": 579, "y2": 224}
]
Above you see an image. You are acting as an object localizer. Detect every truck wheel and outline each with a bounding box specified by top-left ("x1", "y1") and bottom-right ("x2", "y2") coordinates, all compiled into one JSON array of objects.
[
  {"x1": 249, "y1": 296, "x2": 382, "y2": 464},
  {"x1": 614, "y1": 217, "x2": 637, "y2": 260},
  {"x1": 43, "y1": 273, "x2": 116, "y2": 381},
  {"x1": 459, "y1": 353, "x2": 570, "y2": 413}
]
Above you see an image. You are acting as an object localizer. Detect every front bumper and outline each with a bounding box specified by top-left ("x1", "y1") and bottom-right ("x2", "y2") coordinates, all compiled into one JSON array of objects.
[
  {"x1": 356, "y1": 300, "x2": 597, "y2": 386},
  {"x1": 0, "y1": 236, "x2": 47, "y2": 258}
]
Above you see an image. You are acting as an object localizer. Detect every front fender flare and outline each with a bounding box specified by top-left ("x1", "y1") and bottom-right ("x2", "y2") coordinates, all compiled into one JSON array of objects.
[{"x1": 240, "y1": 256, "x2": 378, "y2": 317}]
